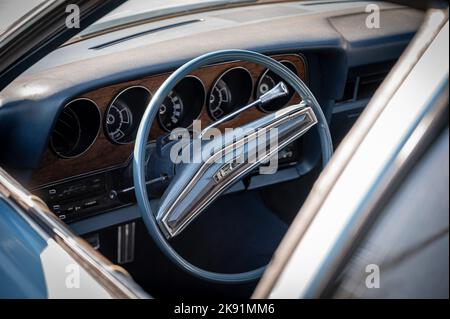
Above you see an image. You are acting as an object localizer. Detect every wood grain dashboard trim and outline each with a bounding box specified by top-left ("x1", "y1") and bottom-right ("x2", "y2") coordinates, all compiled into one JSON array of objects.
[{"x1": 31, "y1": 54, "x2": 306, "y2": 187}]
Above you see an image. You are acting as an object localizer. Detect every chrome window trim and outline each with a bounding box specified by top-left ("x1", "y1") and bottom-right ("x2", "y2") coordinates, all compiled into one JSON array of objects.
[
  {"x1": 253, "y1": 9, "x2": 449, "y2": 299},
  {"x1": 0, "y1": 0, "x2": 57, "y2": 43}
]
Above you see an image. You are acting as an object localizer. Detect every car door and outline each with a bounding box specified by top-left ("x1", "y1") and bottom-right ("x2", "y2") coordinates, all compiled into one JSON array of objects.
[{"x1": 254, "y1": 8, "x2": 449, "y2": 299}]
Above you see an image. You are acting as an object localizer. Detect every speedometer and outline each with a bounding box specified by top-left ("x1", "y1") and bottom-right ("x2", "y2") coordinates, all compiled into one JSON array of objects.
[{"x1": 155, "y1": 76, "x2": 206, "y2": 132}]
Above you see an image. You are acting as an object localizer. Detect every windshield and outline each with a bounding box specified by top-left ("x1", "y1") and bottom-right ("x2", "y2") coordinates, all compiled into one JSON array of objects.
[{"x1": 75, "y1": 0, "x2": 275, "y2": 39}]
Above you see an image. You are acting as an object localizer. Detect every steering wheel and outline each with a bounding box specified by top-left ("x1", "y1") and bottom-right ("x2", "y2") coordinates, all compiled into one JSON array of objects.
[{"x1": 133, "y1": 50, "x2": 333, "y2": 284}]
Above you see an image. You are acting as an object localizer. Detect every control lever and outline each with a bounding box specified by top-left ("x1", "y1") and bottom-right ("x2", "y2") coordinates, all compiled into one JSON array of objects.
[
  {"x1": 199, "y1": 82, "x2": 289, "y2": 138},
  {"x1": 260, "y1": 81, "x2": 289, "y2": 106},
  {"x1": 109, "y1": 175, "x2": 170, "y2": 200}
]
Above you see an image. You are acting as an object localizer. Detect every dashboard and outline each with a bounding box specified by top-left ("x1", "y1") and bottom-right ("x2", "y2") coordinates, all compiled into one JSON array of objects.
[
  {"x1": 0, "y1": 1, "x2": 424, "y2": 228},
  {"x1": 29, "y1": 54, "x2": 306, "y2": 223},
  {"x1": 32, "y1": 54, "x2": 305, "y2": 187}
]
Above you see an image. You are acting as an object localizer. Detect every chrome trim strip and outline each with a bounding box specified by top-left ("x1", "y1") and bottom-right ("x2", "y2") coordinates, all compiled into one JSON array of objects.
[{"x1": 117, "y1": 222, "x2": 136, "y2": 264}]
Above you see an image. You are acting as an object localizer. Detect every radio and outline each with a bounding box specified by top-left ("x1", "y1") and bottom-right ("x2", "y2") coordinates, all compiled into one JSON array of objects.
[
  {"x1": 34, "y1": 158, "x2": 172, "y2": 223},
  {"x1": 34, "y1": 168, "x2": 125, "y2": 223}
]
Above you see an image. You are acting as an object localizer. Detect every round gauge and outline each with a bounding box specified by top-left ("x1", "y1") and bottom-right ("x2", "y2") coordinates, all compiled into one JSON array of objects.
[
  {"x1": 156, "y1": 76, "x2": 205, "y2": 132},
  {"x1": 105, "y1": 100, "x2": 133, "y2": 143},
  {"x1": 105, "y1": 86, "x2": 151, "y2": 144},
  {"x1": 257, "y1": 73, "x2": 277, "y2": 96},
  {"x1": 158, "y1": 91, "x2": 185, "y2": 131},
  {"x1": 208, "y1": 67, "x2": 253, "y2": 121},
  {"x1": 208, "y1": 79, "x2": 232, "y2": 120},
  {"x1": 256, "y1": 61, "x2": 297, "y2": 112}
]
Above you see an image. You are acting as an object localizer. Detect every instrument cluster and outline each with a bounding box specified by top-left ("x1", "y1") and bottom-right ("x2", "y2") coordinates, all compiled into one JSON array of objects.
[
  {"x1": 50, "y1": 57, "x2": 301, "y2": 158},
  {"x1": 103, "y1": 60, "x2": 299, "y2": 145}
]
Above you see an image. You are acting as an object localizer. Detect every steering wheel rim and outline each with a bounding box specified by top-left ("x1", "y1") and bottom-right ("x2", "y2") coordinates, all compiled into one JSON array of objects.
[{"x1": 133, "y1": 49, "x2": 333, "y2": 284}]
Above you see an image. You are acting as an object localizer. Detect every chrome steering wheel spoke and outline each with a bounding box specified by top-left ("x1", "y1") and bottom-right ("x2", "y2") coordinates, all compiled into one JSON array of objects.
[{"x1": 157, "y1": 101, "x2": 317, "y2": 238}]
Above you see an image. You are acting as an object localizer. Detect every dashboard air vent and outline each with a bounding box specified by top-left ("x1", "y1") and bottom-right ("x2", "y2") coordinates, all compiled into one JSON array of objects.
[
  {"x1": 336, "y1": 60, "x2": 396, "y2": 104},
  {"x1": 50, "y1": 99, "x2": 101, "y2": 159}
]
